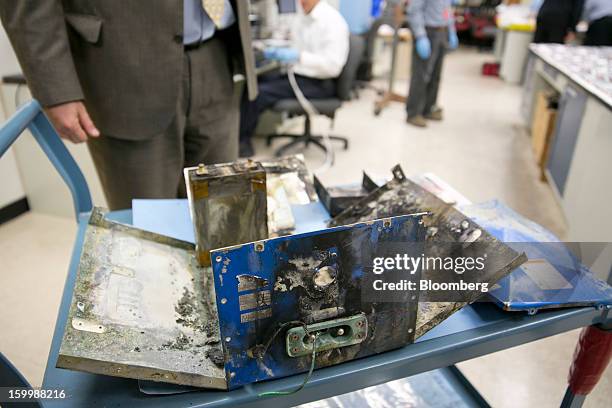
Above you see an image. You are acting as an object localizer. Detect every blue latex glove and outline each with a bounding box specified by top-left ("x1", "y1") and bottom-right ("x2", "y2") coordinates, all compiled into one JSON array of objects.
[
  {"x1": 415, "y1": 36, "x2": 431, "y2": 60},
  {"x1": 448, "y1": 30, "x2": 459, "y2": 50},
  {"x1": 264, "y1": 47, "x2": 300, "y2": 63}
]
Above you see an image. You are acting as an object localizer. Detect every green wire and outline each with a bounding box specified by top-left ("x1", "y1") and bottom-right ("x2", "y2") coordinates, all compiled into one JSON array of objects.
[{"x1": 258, "y1": 333, "x2": 320, "y2": 398}]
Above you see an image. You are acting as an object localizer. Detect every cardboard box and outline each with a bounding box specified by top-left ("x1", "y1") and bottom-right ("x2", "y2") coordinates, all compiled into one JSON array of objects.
[{"x1": 531, "y1": 91, "x2": 558, "y2": 180}]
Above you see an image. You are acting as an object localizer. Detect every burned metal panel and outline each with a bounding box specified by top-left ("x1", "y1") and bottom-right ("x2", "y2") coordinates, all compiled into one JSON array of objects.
[
  {"x1": 57, "y1": 208, "x2": 227, "y2": 389},
  {"x1": 185, "y1": 160, "x2": 268, "y2": 266},
  {"x1": 330, "y1": 165, "x2": 528, "y2": 338},
  {"x1": 210, "y1": 214, "x2": 425, "y2": 389},
  {"x1": 314, "y1": 172, "x2": 380, "y2": 217}
]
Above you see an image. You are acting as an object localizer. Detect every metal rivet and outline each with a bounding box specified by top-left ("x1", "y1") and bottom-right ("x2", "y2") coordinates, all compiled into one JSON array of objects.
[
  {"x1": 230, "y1": 372, "x2": 236, "y2": 378},
  {"x1": 337, "y1": 328, "x2": 345, "y2": 336},
  {"x1": 408, "y1": 328, "x2": 413, "y2": 334},
  {"x1": 215, "y1": 255, "x2": 222, "y2": 263},
  {"x1": 221, "y1": 298, "x2": 227, "y2": 304},
  {"x1": 225, "y1": 336, "x2": 231, "y2": 343},
  {"x1": 196, "y1": 163, "x2": 207, "y2": 175}
]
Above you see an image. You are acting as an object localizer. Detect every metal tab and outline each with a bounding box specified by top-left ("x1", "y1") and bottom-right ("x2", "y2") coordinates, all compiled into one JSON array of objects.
[
  {"x1": 286, "y1": 314, "x2": 368, "y2": 357},
  {"x1": 71, "y1": 317, "x2": 106, "y2": 334}
]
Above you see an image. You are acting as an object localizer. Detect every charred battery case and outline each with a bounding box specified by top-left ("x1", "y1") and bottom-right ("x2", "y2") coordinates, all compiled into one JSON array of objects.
[
  {"x1": 58, "y1": 208, "x2": 425, "y2": 390},
  {"x1": 330, "y1": 165, "x2": 528, "y2": 338},
  {"x1": 314, "y1": 172, "x2": 379, "y2": 217},
  {"x1": 184, "y1": 160, "x2": 268, "y2": 266},
  {"x1": 210, "y1": 212, "x2": 426, "y2": 389},
  {"x1": 56, "y1": 208, "x2": 226, "y2": 389}
]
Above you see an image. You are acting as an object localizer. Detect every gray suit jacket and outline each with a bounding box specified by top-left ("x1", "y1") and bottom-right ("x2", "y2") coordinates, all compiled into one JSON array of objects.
[{"x1": 0, "y1": 0, "x2": 258, "y2": 140}]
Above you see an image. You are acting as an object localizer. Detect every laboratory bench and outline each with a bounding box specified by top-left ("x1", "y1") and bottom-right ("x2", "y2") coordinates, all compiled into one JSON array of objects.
[{"x1": 522, "y1": 44, "x2": 612, "y2": 242}]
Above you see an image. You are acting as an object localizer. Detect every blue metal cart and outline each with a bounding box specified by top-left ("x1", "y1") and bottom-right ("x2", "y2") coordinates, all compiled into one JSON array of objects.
[{"x1": 1, "y1": 101, "x2": 610, "y2": 407}]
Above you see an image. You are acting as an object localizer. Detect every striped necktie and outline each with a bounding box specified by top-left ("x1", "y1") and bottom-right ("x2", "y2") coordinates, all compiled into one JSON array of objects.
[{"x1": 202, "y1": 0, "x2": 225, "y2": 28}]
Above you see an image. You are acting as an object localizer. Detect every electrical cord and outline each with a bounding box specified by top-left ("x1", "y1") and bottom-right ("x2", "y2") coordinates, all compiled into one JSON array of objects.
[
  {"x1": 255, "y1": 320, "x2": 321, "y2": 398},
  {"x1": 286, "y1": 65, "x2": 335, "y2": 174}
]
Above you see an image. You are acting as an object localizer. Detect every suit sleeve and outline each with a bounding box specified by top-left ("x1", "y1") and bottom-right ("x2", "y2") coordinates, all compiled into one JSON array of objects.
[{"x1": 0, "y1": 0, "x2": 84, "y2": 107}]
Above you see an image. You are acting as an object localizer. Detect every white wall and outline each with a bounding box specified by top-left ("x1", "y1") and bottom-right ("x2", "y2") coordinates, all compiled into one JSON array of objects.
[{"x1": 0, "y1": 28, "x2": 26, "y2": 209}]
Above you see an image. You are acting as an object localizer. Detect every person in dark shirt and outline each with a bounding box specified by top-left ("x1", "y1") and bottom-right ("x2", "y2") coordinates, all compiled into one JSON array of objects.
[
  {"x1": 534, "y1": 0, "x2": 585, "y2": 43},
  {"x1": 583, "y1": 0, "x2": 612, "y2": 46}
]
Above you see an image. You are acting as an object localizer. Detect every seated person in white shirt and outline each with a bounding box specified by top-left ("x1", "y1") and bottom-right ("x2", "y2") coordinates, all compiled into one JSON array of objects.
[{"x1": 239, "y1": 0, "x2": 349, "y2": 157}]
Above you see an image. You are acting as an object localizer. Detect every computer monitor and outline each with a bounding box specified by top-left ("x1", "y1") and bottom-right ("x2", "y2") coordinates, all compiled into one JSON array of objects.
[{"x1": 277, "y1": 0, "x2": 297, "y2": 14}]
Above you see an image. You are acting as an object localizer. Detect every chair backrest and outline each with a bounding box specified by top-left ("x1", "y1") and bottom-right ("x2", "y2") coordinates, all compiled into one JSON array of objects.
[
  {"x1": 337, "y1": 34, "x2": 366, "y2": 101},
  {"x1": 0, "y1": 100, "x2": 93, "y2": 221}
]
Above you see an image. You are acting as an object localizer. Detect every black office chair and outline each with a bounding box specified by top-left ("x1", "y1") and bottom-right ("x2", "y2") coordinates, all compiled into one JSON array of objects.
[{"x1": 266, "y1": 35, "x2": 366, "y2": 157}]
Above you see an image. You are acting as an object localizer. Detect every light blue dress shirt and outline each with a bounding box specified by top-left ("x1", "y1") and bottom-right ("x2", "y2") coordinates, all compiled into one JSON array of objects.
[
  {"x1": 339, "y1": 0, "x2": 372, "y2": 35},
  {"x1": 583, "y1": 0, "x2": 612, "y2": 22},
  {"x1": 407, "y1": 0, "x2": 455, "y2": 39},
  {"x1": 183, "y1": 0, "x2": 236, "y2": 45}
]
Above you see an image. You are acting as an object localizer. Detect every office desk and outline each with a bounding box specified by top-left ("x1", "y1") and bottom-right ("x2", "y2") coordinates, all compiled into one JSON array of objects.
[{"x1": 41, "y1": 208, "x2": 611, "y2": 407}]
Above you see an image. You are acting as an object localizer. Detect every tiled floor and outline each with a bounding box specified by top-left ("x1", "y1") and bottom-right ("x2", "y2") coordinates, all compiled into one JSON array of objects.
[{"x1": 0, "y1": 48, "x2": 609, "y2": 406}]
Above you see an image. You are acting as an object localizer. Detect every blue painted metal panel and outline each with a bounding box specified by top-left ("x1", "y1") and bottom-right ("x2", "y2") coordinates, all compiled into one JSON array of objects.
[{"x1": 210, "y1": 214, "x2": 426, "y2": 389}]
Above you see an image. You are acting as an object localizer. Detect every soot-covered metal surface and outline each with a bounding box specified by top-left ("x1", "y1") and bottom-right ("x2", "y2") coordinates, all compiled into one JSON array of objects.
[
  {"x1": 314, "y1": 172, "x2": 380, "y2": 217},
  {"x1": 57, "y1": 208, "x2": 226, "y2": 389},
  {"x1": 210, "y1": 214, "x2": 426, "y2": 389},
  {"x1": 330, "y1": 165, "x2": 527, "y2": 338},
  {"x1": 185, "y1": 160, "x2": 268, "y2": 266}
]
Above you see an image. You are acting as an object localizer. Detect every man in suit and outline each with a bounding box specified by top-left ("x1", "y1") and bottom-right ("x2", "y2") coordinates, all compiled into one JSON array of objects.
[{"x1": 0, "y1": 0, "x2": 257, "y2": 210}]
